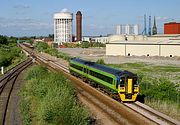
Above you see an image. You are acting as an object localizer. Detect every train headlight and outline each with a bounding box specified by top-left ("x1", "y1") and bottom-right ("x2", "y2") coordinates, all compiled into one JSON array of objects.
[{"x1": 120, "y1": 87, "x2": 124, "y2": 90}]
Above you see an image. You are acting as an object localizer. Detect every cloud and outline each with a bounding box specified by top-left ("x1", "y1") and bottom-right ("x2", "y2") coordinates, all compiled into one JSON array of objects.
[
  {"x1": 13, "y1": 4, "x2": 30, "y2": 9},
  {"x1": 61, "y1": 8, "x2": 69, "y2": 13},
  {"x1": 0, "y1": 17, "x2": 51, "y2": 30},
  {"x1": 155, "y1": 16, "x2": 180, "y2": 22}
]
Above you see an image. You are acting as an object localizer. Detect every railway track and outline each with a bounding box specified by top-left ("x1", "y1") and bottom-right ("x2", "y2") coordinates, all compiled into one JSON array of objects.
[
  {"x1": 0, "y1": 58, "x2": 33, "y2": 125},
  {"x1": 125, "y1": 101, "x2": 180, "y2": 125},
  {"x1": 20, "y1": 44, "x2": 180, "y2": 125}
]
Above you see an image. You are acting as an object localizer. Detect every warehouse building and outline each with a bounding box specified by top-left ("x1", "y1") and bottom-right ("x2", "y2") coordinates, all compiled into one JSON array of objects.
[{"x1": 106, "y1": 35, "x2": 180, "y2": 57}]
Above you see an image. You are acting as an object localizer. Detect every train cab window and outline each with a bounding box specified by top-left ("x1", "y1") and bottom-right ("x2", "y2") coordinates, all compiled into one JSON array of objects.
[
  {"x1": 120, "y1": 77, "x2": 125, "y2": 87},
  {"x1": 133, "y1": 77, "x2": 138, "y2": 85}
]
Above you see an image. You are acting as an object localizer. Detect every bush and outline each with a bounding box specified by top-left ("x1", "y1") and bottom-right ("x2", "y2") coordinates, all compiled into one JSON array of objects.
[
  {"x1": 19, "y1": 65, "x2": 90, "y2": 125},
  {"x1": 35, "y1": 42, "x2": 49, "y2": 52},
  {"x1": 96, "y1": 59, "x2": 105, "y2": 65},
  {"x1": 140, "y1": 76, "x2": 179, "y2": 103}
]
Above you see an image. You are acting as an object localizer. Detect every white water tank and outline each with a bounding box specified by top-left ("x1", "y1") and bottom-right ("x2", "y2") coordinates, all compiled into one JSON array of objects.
[{"x1": 54, "y1": 9, "x2": 73, "y2": 45}]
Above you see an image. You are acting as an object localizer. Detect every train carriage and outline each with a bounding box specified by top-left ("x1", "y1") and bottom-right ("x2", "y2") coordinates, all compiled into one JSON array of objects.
[{"x1": 69, "y1": 58, "x2": 139, "y2": 102}]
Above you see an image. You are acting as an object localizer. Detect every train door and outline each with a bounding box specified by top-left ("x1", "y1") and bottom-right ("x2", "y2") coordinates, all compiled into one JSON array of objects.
[{"x1": 116, "y1": 76, "x2": 120, "y2": 90}]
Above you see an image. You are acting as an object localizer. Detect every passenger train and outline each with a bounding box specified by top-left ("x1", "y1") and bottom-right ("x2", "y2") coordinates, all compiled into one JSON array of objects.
[{"x1": 69, "y1": 58, "x2": 139, "y2": 102}]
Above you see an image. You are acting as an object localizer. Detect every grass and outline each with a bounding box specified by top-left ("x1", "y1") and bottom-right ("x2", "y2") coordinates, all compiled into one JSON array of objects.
[
  {"x1": 145, "y1": 99, "x2": 180, "y2": 121},
  {"x1": 19, "y1": 65, "x2": 90, "y2": 125},
  {"x1": 153, "y1": 65, "x2": 180, "y2": 72}
]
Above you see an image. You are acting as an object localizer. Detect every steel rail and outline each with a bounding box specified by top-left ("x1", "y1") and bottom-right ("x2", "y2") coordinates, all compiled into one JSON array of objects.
[
  {"x1": 0, "y1": 59, "x2": 33, "y2": 125},
  {"x1": 124, "y1": 102, "x2": 180, "y2": 125}
]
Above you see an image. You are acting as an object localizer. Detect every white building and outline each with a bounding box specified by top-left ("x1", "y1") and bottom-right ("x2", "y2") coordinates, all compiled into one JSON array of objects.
[
  {"x1": 54, "y1": 9, "x2": 73, "y2": 44},
  {"x1": 92, "y1": 36, "x2": 108, "y2": 44}
]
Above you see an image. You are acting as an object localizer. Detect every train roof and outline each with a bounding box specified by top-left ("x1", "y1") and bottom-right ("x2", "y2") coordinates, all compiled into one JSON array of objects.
[{"x1": 71, "y1": 58, "x2": 135, "y2": 76}]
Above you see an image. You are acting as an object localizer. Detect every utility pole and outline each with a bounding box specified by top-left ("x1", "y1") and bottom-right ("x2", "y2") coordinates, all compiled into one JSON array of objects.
[{"x1": 144, "y1": 14, "x2": 147, "y2": 35}]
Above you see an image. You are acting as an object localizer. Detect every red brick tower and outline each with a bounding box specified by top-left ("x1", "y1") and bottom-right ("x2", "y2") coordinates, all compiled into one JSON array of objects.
[{"x1": 76, "y1": 11, "x2": 82, "y2": 41}]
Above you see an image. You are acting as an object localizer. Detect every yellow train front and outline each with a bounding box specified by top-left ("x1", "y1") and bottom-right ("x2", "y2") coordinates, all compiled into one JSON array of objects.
[{"x1": 118, "y1": 73, "x2": 139, "y2": 102}]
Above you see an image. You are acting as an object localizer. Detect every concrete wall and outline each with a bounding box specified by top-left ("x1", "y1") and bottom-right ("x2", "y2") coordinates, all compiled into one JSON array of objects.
[
  {"x1": 106, "y1": 43, "x2": 180, "y2": 57},
  {"x1": 161, "y1": 45, "x2": 180, "y2": 56},
  {"x1": 106, "y1": 44, "x2": 125, "y2": 56},
  {"x1": 126, "y1": 45, "x2": 158, "y2": 56}
]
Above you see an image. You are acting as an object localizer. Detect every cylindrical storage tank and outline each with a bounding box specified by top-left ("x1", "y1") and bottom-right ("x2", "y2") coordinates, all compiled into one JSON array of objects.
[
  {"x1": 108, "y1": 35, "x2": 125, "y2": 42},
  {"x1": 116, "y1": 25, "x2": 122, "y2": 35},
  {"x1": 125, "y1": 24, "x2": 130, "y2": 35},
  {"x1": 134, "y1": 24, "x2": 139, "y2": 35},
  {"x1": 127, "y1": 35, "x2": 135, "y2": 41},
  {"x1": 54, "y1": 9, "x2": 73, "y2": 45},
  {"x1": 135, "y1": 35, "x2": 144, "y2": 41}
]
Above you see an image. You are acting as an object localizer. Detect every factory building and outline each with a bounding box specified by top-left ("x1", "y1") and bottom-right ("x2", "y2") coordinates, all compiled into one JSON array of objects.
[
  {"x1": 164, "y1": 22, "x2": 180, "y2": 34},
  {"x1": 106, "y1": 35, "x2": 180, "y2": 57},
  {"x1": 76, "y1": 11, "x2": 82, "y2": 41},
  {"x1": 54, "y1": 10, "x2": 73, "y2": 44}
]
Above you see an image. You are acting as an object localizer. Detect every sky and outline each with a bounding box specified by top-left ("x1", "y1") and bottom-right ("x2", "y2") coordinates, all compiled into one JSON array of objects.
[{"x1": 0, "y1": 0, "x2": 180, "y2": 37}]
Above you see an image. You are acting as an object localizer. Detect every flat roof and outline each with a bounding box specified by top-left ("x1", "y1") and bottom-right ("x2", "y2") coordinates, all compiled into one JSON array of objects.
[{"x1": 107, "y1": 40, "x2": 180, "y2": 45}]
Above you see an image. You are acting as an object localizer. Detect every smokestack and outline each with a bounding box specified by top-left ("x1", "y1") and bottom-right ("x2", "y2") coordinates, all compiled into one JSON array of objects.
[{"x1": 76, "y1": 11, "x2": 82, "y2": 41}]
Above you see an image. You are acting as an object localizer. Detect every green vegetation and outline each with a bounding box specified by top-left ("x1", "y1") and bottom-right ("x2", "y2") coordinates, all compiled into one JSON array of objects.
[
  {"x1": 96, "y1": 59, "x2": 105, "y2": 65},
  {"x1": 81, "y1": 41, "x2": 105, "y2": 48},
  {"x1": 35, "y1": 42, "x2": 71, "y2": 61},
  {"x1": 19, "y1": 65, "x2": 90, "y2": 125},
  {"x1": 98, "y1": 59, "x2": 180, "y2": 120},
  {"x1": 0, "y1": 35, "x2": 8, "y2": 44},
  {"x1": 63, "y1": 41, "x2": 106, "y2": 48},
  {"x1": 0, "y1": 35, "x2": 26, "y2": 72}
]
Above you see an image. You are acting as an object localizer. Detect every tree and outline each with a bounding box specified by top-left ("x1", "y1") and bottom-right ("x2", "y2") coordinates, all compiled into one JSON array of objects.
[{"x1": 0, "y1": 35, "x2": 8, "y2": 44}]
